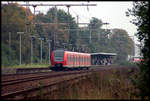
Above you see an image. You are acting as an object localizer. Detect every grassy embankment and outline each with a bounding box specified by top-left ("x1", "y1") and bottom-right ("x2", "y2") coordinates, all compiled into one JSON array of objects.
[
  {"x1": 1, "y1": 63, "x2": 50, "y2": 68},
  {"x1": 35, "y1": 67, "x2": 140, "y2": 100}
]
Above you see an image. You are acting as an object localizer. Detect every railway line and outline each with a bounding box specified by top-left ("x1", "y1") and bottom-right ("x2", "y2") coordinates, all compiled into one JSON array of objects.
[
  {"x1": 1, "y1": 65, "x2": 138, "y2": 100},
  {"x1": 1, "y1": 69, "x2": 92, "y2": 100},
  {"x1": 2, "y1": 70, "x2": 89, "y2": 86}
]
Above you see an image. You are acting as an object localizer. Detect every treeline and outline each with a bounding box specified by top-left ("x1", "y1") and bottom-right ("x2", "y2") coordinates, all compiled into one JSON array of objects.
[
  {"x1": 1, "y1": 3, "x2": 134, "y2": 66},
  {"x1": 126, "y1": 1, "x2": 149, "y2": 99}
]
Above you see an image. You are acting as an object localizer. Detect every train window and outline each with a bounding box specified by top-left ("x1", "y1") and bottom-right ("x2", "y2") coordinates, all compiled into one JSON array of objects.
[
  {"x1": 79, "y1": 56, "x2": 80, "y2": 63},
  {"x1": 54, "y1": 50, "x2": 64, "y2": 61},
  {"x1": 67, "y1": 55, "x2": 69, "y2": 65},
  {"x1": 82, "y1": 56, "x2": 83, "y2": 64},
  {"x1": 67, "y1": 55, "x2": 69, "y2": 62},
  {"x1": 86, "y1": 56, "x2": 87, "y2": 63},
  {"x1": 80, "y1": 56, "x2": 82, "y2": 64},
  {"x1": 82, "y1": 56, "x2": 84, "y2": 64},
  {"x1": 73, "y1": 55, "x2": 74, "y2": 63},
  {"x1": 81, "y1": 56, "x2": 82, "y2": 64},
  {"x1": 70, "y1": 55, "x2": 72, "y2": 63},
  {"x1": 74, "y1": 55, "x2": 75, "y2": 63},
  {"x1": 72, "y1": 55, "x2": 73, "y2": 63}
]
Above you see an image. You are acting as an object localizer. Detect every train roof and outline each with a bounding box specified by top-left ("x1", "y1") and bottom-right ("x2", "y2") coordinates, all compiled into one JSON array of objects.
[
  {"x1": 53, "y1": 49, "x2": 116, "y2": 56},
  {"x1": 90, "y1": 52, "x2": 117, "y2": 56},
  {"x1": 65, "y1": 51, "x2": 91, "y2": 55}
]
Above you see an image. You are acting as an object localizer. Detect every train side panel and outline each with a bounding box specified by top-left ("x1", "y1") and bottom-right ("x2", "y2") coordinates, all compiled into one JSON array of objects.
[{"x1": 50, "y1": 50, "x2": 91, "y2": 70}]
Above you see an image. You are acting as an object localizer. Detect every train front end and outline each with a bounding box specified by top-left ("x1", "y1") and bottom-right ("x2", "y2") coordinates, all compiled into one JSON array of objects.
[{"x1": 50, "y1": 50, "x2": 65, "y2": 71}]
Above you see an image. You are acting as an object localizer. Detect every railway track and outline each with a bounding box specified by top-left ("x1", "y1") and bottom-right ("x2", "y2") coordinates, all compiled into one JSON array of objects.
[
  {"x1": 2, "y1": 70, "x2": 89, "y2": 86},
  {"x1": 1, "y1": 65, "x2": 138, "y2": 100},
  {"x1": 1, "y1": 70, "x2": 92, "y2": 100}
]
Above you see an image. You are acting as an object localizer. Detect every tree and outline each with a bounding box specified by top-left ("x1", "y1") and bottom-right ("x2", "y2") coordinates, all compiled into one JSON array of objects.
[
  {"x1": 1, "y1": 3, "x2": 35, "y2": 65},
  {"x1": 35, "y1": 7, "x2": 77, "y2": 51},
  {"x1": 126, "y1": 1, "x2": 149, "y2": 99},
  {"x1": 110, "y1": 28, "x2": 134, "y2": 64},
  {"x1": 88, "y1": 17, "x2": 103, "y2": 42}
]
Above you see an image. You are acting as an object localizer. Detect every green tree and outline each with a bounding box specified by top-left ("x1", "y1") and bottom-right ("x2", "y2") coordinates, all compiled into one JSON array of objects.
[
  {"x1": 35, "y1": 7, "x2": 77, "y2": 51},
  {"x1": 88, "y1": 17, "x2": 103, "y2": 42},
  {"x1": 1, "y1": 3, "x2": 35, "y2": 66},
  {"x1": 110, "y1": 28, "x2": 134, "y2": 64},
  {"x1": 126, "y1": 1, "x2": 149, "y2": 99}
]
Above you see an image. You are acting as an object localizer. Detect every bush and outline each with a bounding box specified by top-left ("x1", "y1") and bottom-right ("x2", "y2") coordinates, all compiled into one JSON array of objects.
[{"x1": 119, "y1": 61, "x2": 136, "y2": 67}]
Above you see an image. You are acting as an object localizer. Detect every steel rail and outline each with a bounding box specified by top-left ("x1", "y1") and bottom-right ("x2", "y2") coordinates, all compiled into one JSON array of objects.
[
  {"x1": 2, "y1": 70, "x2": 89, "y2": 86},
  {"x1": 1, "y1": 71, "x2": 91, "y2": 100}
]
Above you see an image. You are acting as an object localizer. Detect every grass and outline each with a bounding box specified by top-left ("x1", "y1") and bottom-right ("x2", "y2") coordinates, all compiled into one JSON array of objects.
[
  {"x1": 40, "y1": 67, "x2": 140, "y2": 100},
  {"x1": 1, "y1": 63, "x2": 51, "y2": 68}
]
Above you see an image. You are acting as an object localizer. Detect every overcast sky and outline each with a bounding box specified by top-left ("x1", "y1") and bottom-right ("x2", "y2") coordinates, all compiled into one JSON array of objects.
[{"x1": 2, "y1": 1, "x2": 139, "y2": 44}]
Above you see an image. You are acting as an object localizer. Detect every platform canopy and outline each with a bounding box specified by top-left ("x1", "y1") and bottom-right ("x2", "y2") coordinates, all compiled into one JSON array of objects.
[{"x1": 90, "y1": 52, "x2": 117, "y2": 56}]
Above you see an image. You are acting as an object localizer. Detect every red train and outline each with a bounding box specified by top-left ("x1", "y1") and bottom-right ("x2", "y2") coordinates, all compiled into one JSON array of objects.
[{"x1": 50, "y1": 50, "x2": 91, "y2": 70}]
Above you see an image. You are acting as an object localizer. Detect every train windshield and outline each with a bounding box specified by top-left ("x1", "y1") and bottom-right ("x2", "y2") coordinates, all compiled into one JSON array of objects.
[{"x1": 54, "y1": 50, "x2": 64, "y2": 61}]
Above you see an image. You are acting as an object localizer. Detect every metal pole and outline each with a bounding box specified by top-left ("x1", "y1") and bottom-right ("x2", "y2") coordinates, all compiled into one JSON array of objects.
[
  {"x1": 76, "y1": 15, "x2": 79, "y2": 49},
  {"x1": 9, "y1": 32, "x2": 11, "y2": 62},
  {"x1": 33, "y1": 5, "x2": 37, "y2": 26},
  {"x1": 30, "y1": 35, "x2": 35, "y2": 64},
  {"x1": 41, "y1": 39, "x2": 42, "y2": 63},
  {"x1": 19, "y1": 4, "x2": 97, "y2": 7},
  {"x1": 89, "y1": 25, "x2": 91, "y2": 43},
  {"x1": 20, "y1": 34, "x2": 21, "y2": 65},
  {"x1": 17, "y1": 32, "x2": 24, "y2": 65},
  {"x1": 133, "y1": 36, "x2": 135, "y2": 57},
  {"x1": 69, "y1": 44, "x2": 72, "y2": 51},
  {"x1": 67, "y1": 5, "x2": 70, "y2": 43},
  {"x1": 49, "y1": 41, "x2": 50, "y2": 64},
  {"x1": 47, "y1": 40, "x2": 52, "y2": 64},
  {"x1": 38, "y1": 38, "x2": 44, "y2": 64},
  {"x1": 54, "y1": 6, "x2": 57, "y2": 50},
  {"x1": 31, "y1": 37, "x2": 32, "y2": 64}
]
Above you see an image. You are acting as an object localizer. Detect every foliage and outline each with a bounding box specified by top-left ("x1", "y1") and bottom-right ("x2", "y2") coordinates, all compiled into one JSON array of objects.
[
  {"x1": 1, "y1": 3, "x2": 33, "y2": 65},
  {"x1": 110, "y1": 28, "x2": 134, "y2": 64},
  {"x1": 1, "y1": 3, "x2": 134, "y2": 67},
  {"x1": 119, "y1": 60, "x2": 136, "y2": 67},
  {"x1": 126, "y1": 1, "x2": 149, "y2": 99}
]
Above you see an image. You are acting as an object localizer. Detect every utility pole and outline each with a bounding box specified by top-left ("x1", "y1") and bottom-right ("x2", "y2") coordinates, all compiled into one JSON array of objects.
[
  {"x1": 38, "y1": 38, "x2": 44, "y2": 64},
  {"x1": 25, "y1": 1, "x2": 30, "y2": 34},
  {"x1": 69, "y1": 44, "x2": 72, "y2": 51},
  {"x1": 67, "y1": 5, "x2": 70, "y2": 43},
  {"x1": 76, "y1": 15, "x2": 80, "y2": 49},
  {"x1": 30, "y1": 35, "x2": 35, "y2": 64},
  {"x1": 9, "y1": 32, "x2": 11, "y2": 62},
  {"x1": 62, "y1": 43, "x2": 67, "y2": 50},
  {"x1": 33, "y1": 5, "x2": 37, "y2": 26},
  {"x1": 103, "y1": 22, "x2": 110, "y2": 39},
  {"x1": 89, "y1": 24, "x2": 92, "y2": 43},
  {"x1": 19, "y1": 3, "x2": 97, "y2": 51},
  {"x1": 46, "y1": 39, "x2": 52, "y2": 64},
  {"x1": 54, "y1": 6, "x2": 57, "y2": 51},
  {"x1": 17, "y1": 32, "x2": 24, "y2": 65}
]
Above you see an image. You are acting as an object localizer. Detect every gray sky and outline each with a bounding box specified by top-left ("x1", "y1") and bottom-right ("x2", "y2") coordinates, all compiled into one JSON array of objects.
[{"x1": 2, "y1": 1, "x2": 139, "y2": 43}]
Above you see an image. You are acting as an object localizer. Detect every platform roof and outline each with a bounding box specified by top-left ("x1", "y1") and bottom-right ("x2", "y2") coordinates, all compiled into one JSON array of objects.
[{"x1": 91, "y1": 52, "x2": 117, "y2": 56}]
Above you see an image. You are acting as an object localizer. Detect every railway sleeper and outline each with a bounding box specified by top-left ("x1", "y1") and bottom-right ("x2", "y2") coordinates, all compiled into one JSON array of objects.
[{"x1": 2, "y1": 73, "x2": 91, "y2": 100}]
